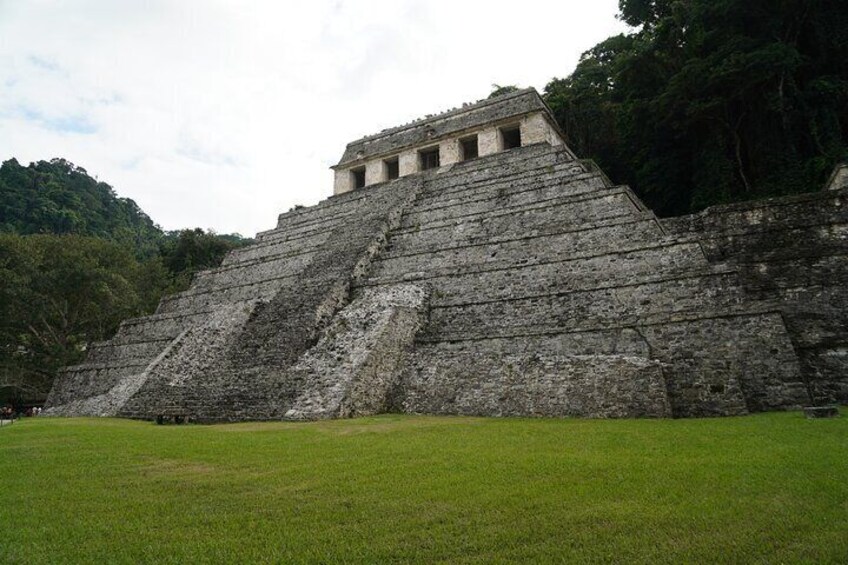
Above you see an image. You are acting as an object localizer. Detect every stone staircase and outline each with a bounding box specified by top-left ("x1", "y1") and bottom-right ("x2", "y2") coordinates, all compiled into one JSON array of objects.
[{"x1": 46, "y1": 176, "x2": 427, "y2": 419}]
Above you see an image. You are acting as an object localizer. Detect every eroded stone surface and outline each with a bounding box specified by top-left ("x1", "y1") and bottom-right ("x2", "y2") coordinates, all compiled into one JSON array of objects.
[
  {"x1": 285, "y1": 284, "x2": 429, "y2": 420},
  {"x1": 663, "y1": 186, "x2": 848, "y2": 406}
]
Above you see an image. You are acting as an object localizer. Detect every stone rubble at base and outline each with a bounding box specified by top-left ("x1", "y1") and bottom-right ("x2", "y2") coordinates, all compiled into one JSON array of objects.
[
  {"x1": 44, "y1": 89, "x2": 848, "y2": 421},
  {"x1": 803, "y1": 406, "x2": 840, "y2": 418}
]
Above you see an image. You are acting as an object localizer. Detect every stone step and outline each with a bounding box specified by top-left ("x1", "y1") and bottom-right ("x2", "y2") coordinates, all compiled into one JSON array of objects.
[
  {"x1": 406, "y1": 169, "x2": 607, "y2": 225},
  {"x1": 413, "y1": 169, "x2": 605, "y2": 218},
  {"x1": 110, "y1": 182, "x2": 424, "y2": 422},
  {"x1": 410, "y1": 327, "x2": 653, "y2": 357},
  {"x1": 429, "y1": 265, "x2": 739, "y2": 309},
  {"x1": 248, "y1": 178, "x2": 422, "y2": 251},
  {"x1": 61, "y1": 358, "x2": 150, "y2": 386},
  {"x1": 47, "y1": 360, "x2": 151, "y2": 409},
  {"x1": 253, "y1": 212, "x2": 350, "y2": 245},
  {"x1": 252, "y1": 148, "x2": 580, "y2": 251},
  {"x1": 400, "y1": 185, "x2": 640, "y2": 233},
  {"x1": 114, "y1": 308, "x2": 222, "y2": 342},
  {"x1": 261, "y1": 175, "x2": 423, "y2": 240},
  {"x1": 418, "y1": 149, "x2": 584, "y2": 202},
  {"x1": 156, "y1": 277, "x2": 282, "y2": 314},
  {"x1": 419, "y1": 155, "x2": 606, "y2": 209},
  {"x1": 266, "y1": 183, "x2": 381, "y2": 236},
  {"x1": 420, "y1": 269, "x2": 752, "y2": 340},
  {"x1": 417, "y1": 302, "x2": 781, "y2": 344},
  {"x1": 256, "y1": 185, "x2": 394, "y2": 243},
  {"x1": 376, "y1": 218, "x2": 663, "y2": 274},
  {"x1": 62, "y1": 359, "x2": 150, "y2": 374},
  {"x1": 230, "y1": 166, "x2": 613, "y2": 274},
  {"x1": 419, "y1": 175, "x2": 602, "y2": 223},
  {"x1": 421, "y1": 143, "x2": 574, "y2": 193},
  {"x1": 258, "y1": 205, "x2": 363, "y2": 243},
  {"x1": 360, "y1": 241, "x2": 710, "y2": 301},
  {"x1": 390, "y1": 190, "x2": 651, "y2": 256},
  {"x1": 85, "y1": 339, "x2": 171, "y2": 365},
  {"x1": 222, "y1": 230, "x2": 330, "y2": 267},
  {"x1": 189, "y1": 249, "x2": 317, "y2": 293}
]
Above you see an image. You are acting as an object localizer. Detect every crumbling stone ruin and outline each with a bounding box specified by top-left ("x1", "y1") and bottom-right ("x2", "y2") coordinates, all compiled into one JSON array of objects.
[{"x1": 44, "y1": 89, "x2": 847, "y2": 421}]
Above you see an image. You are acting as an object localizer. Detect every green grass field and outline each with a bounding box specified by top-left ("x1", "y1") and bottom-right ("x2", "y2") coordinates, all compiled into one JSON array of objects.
[{"x1": 0, "y1": 412, "x2": 845, "y2": 564}]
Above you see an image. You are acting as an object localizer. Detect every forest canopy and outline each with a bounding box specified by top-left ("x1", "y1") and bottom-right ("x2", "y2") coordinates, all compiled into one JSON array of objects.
[
  {"x1": 0, "y1": 158, "x2": 164, "y2": 257},
  {"x1": 544, "y1": 0, "x2": 848, "y2": 216},
  {"x1": 0, "y1": 158, "x2": 251, "y2": 405}
]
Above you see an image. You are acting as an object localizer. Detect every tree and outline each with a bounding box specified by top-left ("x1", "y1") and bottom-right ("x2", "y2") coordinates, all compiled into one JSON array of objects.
[
  {"x1": 0, "y1": 160, "x2": 253, "y2": 404},
  {"x1": 544, "y1": 0, "x2": 848, "y2": 216},
  {"x1": 159, "y1": 229, "x2": 247, "y2": 293},
  {"x1": 0, "y1": 234, "x2": 168, "y2": 403},
  {"x1": 0, "y1": 158, "x2": 164, "y2": 257},
  {"x1": 489, "y1": 84, "x2": 521, "y2": 98}
]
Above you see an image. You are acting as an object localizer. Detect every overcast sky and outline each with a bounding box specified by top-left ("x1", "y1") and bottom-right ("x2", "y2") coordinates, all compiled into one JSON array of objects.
[{"x1": 0, "y1": 1, "x2": 628, "y2": 236}]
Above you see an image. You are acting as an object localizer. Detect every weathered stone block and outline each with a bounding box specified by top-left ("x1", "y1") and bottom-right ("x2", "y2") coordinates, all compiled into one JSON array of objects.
[
  {"x1": 478, "y1": 127, "x2": 499, "y2": 156},
  {"x1": 804, "y1": 406, "x2": 840, "y2": 418},
  {"x1": 399, "y1": 150, "x2": 418, "y2": 177},
  {"x1": 285, "y1": 284, "x2": 429, "y2": 420}
]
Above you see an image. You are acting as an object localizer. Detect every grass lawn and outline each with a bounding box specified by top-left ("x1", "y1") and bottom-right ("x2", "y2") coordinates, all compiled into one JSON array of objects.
[{"x1": 0, "y1": 412, "x2": 846, "y2": 564}]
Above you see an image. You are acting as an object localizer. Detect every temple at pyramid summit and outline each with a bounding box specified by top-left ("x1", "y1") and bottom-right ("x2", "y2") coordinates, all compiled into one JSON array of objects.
[{"x1": 44, "y1": 88, "x2": 848, "y2": 421}]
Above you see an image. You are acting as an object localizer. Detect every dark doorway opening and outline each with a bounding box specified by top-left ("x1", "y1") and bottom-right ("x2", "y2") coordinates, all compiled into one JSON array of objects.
[
  {"x1": 385, "y1": 157, "x2": 399, "y2": 180},
  {"x1": 352, "y1": 167, "x2": 366, "y2": 189},
  {"x1": 419, "y1": 147, "x2": 440, "y2": 170},
  {"x1": 500, "y1": 126, "x2": 521, "y2": 150},
  {"x1": 460, "y1": 136, "x2": 479, "y2": 161}
]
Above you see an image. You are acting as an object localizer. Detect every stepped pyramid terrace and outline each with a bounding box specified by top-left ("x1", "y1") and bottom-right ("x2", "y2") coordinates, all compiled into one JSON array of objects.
[{"x1": 45, "y1": 88, "x2": 848, "y2": 421}]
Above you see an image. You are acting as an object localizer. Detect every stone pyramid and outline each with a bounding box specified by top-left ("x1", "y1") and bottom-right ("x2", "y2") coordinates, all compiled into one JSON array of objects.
[{"x1": 45, "y1": 89, "x2": 846, "y2": 421}]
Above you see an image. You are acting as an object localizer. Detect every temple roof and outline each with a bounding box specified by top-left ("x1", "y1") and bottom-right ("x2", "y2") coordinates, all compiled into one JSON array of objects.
[{"x1": 335, "y1": 88, "x2": 554, "y2": 168}]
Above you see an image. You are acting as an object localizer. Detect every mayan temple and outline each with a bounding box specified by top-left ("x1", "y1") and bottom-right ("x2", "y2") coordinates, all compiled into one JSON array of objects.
[{"x1": 44, "y1": 89, "x2": 848, "y2": 421}]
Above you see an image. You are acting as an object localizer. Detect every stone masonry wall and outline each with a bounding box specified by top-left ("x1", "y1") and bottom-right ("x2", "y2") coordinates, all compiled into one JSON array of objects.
[{"x1": 662, "y1": 187, "x2": 848, "y2": 405}]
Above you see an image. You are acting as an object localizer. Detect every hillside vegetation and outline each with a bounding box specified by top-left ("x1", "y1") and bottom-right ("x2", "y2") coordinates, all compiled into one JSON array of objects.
[
  {"x1": 0, "y1": 413, "x2": 845, "y2": 563},
  {"x1": 0, "y1": 158, "x2": 163, "y2": 257},
  {"x1": 0, "y1": 158, "x2": 251, "y2": 405}
]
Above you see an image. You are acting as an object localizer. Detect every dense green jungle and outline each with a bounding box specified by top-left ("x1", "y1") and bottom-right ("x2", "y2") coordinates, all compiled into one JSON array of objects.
[{"x1": 0, "y1": 158, "x2": 251, "y2": 405}]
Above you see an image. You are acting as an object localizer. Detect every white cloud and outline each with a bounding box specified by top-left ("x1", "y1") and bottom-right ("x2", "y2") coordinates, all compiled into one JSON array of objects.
[{"x1": 0, "y1": 0, "x2": 628, "y2": 236}]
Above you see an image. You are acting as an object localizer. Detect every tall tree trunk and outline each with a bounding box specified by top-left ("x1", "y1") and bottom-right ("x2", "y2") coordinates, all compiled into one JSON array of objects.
[{"x1": 727, "y1": 112, "x2": 752, "y2": 193}]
